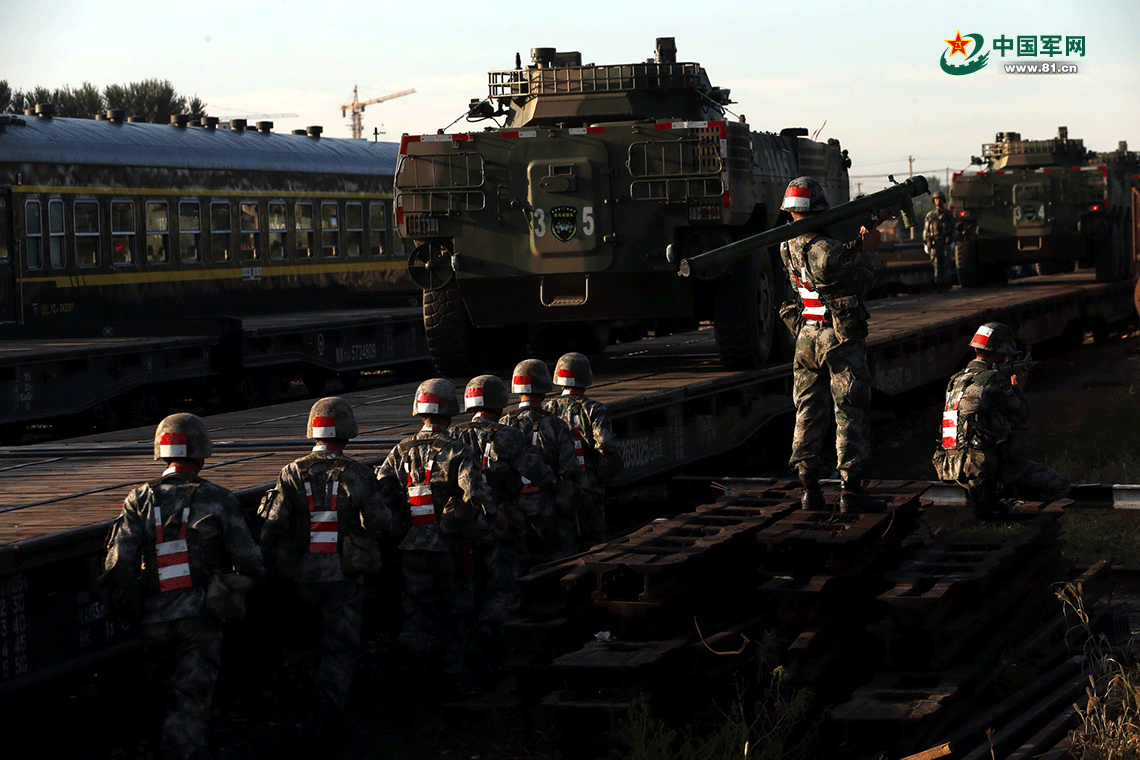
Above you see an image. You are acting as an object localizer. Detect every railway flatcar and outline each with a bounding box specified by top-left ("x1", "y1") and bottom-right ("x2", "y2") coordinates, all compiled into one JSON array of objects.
[{"x1": 0, "y1": 107, "x2": 412, "y2": 326}]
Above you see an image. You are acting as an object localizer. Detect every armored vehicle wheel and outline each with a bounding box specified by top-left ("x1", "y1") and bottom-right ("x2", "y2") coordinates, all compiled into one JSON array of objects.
[
  {"x1": 424, "y1": 283, "x2": 477, "y2": 376},
  {"x1": 955, "y1": 237, "x2": 981, "y2": 287},
  {"x1": 713, "y1": 251, "x2": 775, "y2": 370},
  {"x1": 1095, "y1": 220, "x2": 1129, "y2": 283},
  {"x1": 1035, "y1": 260, "x2": 1065, "y2": 276}
]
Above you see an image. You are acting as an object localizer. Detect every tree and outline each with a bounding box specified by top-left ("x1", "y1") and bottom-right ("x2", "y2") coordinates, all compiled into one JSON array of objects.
[
  {"x1": 3, "y1": 79, "x2": 206, "y2": 121},
  {"x1": 56, "y1": 83, "x2": 105, "y2": 118},
  {"x1": 105, "y1": 79, "x2": 202, "y2": 123}
]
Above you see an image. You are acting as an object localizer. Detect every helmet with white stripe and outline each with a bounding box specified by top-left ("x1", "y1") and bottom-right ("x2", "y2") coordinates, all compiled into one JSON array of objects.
[
  {"x1": 307, "y1": 397, "x2": 358, "y2": 440},
  {"x1": 154, "y1": 413, "x2": 212, "y2": 460},
  {"x1": 554, "y1": 352, "x2": 593, "y2": 388},
  {"x1": 465, "y1": 374, "x2": 510, "y2": 411},
  {"x1": 511, "y1": 359, "x2": 553, "y2": 395},
  {"x1": 413, "y1": 378, "x2": 461, "y2": 417},
  {"x1": 969, "y1": 322, "x2": 1018, "y2": 355},
  {"x1": 781, "y1": 177, "x2": 829, "y2": 213}
]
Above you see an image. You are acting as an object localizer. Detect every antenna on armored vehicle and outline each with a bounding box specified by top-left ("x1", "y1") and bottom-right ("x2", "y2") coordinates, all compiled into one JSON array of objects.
[{"x1": 341, "y1": 86, "x2": 415, "y2": 140}]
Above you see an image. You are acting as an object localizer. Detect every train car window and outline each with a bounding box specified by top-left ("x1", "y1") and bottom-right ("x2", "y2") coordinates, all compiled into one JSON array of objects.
[
  {"x1": 24, "y1": 200, "x2": 43, "y2": 270},
  {"x1": 346, "y1": 203, "x2": 363, "y2": 257},
  {"x1": 368, "y1": 202, "x2": 386, "y2": 256},
  {"x1": 295, "y1": 202, "x2": 313, "y2": 258},
  {"x1": 48, "y1": 199, "x2": 65, "y2": 269},
  {"x1": 179, "y1": 201, "x2": 201, "y2": 262},
  {"x1": 268, "y1": 201, "x2": 287, "y2": 260},
  {"x1": 74, "y1": 200, "x2": 100, "y2": 268},
  {"x1": 321, "y1": 202, "x2": 339, "y2": 257},
  {"x1": 111, "y1": 200, "x2": 135, "y2": 265},
  {"x1": 240, "y1": 202, "x2": 260, "y2": 261},
  {"x1": 146, "y1": 202, "x2": 169, "y2": 264},
  {"x1": 211, "y1": 202, "x2": 232, "y2": 262}
]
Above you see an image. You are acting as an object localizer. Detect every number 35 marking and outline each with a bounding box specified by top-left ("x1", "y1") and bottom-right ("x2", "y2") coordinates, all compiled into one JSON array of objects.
[{"x1": 532, "y1": 206, "x2": 595, "y2": 237}]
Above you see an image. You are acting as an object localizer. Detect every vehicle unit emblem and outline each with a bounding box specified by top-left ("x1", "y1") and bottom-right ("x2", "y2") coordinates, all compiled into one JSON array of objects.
[{"x1": 550, "y1": 206, "x2": 578, "y2": 242}]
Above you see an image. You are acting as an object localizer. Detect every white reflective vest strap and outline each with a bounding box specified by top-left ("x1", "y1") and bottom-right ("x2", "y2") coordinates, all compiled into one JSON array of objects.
[
  {"x1": 481, "y1": 442, "x2": 492, "y2": 472},
  {"x1": 154, "y1": 506, "x2": 192, "y2": 592},
  {"x1": 942, "y1": 389, "x2": 966, "y2": 448},
  {"x1": 797, "y1": 267, "x2": 826, "y2": 321},
  {"x1": 306, "y1": 480, "x2": 340, "y2": 554},
  {"x1": 406, "y1": 459, "x2": 437, "y2": 525},
  {"x1": 521, "y1": 431, "x2": 541, "y2": 493},
  {"x1": 571, "y1": 414, "x2": 585, "y2": 471}
]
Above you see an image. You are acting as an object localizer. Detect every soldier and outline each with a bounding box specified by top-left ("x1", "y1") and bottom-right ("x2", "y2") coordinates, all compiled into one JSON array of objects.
[
  {"x1": 933, "y1": 322, "x2": 1070, "y2": 518},
  {"x1": 778, "y1": 176, "x2": 883, "y2": 513},
  {"x1": 500, "y1": 359, "x2": 583, "y2": 566},
  {"x1": 258, "y1": 397, "x2": 391, "y2": 737},
  {"x1": 376, "y1": 378, "x2": 493, "y2": 696},
  {"x1": 101, "y1": 413, "x2": 263, "y2": 760},
  {"x1": 924, "y1": 191, "x2": 956, "y2": 292},
  {"x1": 452, "y1": 374, "x2": 554, "y2": 671},
  {"x1": 544, "y1": 352, "x2": 624, "y2": 551}
]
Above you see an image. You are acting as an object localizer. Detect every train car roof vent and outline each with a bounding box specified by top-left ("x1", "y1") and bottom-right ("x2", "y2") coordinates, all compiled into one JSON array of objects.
[
  {"x1": 292, "y1": 129, "x2": 307, "y2": 135},
  {"x1": 203, "y1": 116, "x2": 219, "y2": 131},
  {"x1": 95, "y1": 113, "x2": 107, "y2": 120},
  {"x1": 256, "y1": 121, "x2": 274, "y2": 134},
  {"x1": 127, "y1": 115, "x2": 148, "y2": 123},
  {"x1": 170, "y1": 114, "x2": 190, "y2": 128},
  {"x1": 31, "y1": 103, "x2": 57, "y2": 118},
  {"x1": 306, "y1": 125, "x2": 323, "y2": 138},
  {"x1": 0, "y1": 114, "x2": 27, "y2": 132},
  {"x1": 106, "y1": 109, "x2": 126, "y2": 124},
  {"x1": 229, "y1": 118, "x2": 248, "y2": 132}
]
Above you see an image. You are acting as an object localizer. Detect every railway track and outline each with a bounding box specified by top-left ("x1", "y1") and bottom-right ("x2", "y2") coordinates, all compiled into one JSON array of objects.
[{"x1": 0, "y1": 271, "x2": 1136, "y2": 756}]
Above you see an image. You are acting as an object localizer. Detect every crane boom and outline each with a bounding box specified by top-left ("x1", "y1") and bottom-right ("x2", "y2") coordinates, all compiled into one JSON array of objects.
[{"x1": 341, "y1": 86, "x2": 415, "y2": 139}]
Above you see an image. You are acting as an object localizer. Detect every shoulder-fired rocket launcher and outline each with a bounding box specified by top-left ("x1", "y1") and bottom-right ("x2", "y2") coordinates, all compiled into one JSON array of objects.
[{"x1": 677, "y1": 176, "x2": 930, "y2": 278}]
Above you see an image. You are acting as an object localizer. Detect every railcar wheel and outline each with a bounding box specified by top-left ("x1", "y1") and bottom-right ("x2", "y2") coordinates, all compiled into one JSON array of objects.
[
  {"x1": 338, "y1": 370, "x2": 362, "y2": 391},
  {"x1": 713, "y1": 250, "x2": 775, "y2": 370},
  {"x1": 423, "y1": 283, "x2": 477, "y2": 377}
]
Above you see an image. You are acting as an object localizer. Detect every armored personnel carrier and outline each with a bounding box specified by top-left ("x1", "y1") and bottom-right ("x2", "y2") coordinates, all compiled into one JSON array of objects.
[
  {"x1": 394, "y1": 38, "x2": 851, "y2": 375},
  {"x1": 950, "y1": 127, "x2": 1130, "y2": 286}
]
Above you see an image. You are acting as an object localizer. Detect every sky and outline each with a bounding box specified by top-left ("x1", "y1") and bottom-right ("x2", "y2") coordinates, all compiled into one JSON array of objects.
[{"x1": 2, "y1": 0, "x2": 1138, "y2": 191}]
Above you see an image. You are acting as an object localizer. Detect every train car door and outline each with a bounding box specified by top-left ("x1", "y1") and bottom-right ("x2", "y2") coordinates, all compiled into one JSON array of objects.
[{"x1": 0, "y1": 189, "x2": 15, "y2": 323}]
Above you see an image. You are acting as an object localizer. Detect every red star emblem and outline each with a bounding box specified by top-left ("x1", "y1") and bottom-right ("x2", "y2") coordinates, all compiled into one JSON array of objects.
[{"x1": 945, "y1": 30, "x2": 972, "y2": 57}]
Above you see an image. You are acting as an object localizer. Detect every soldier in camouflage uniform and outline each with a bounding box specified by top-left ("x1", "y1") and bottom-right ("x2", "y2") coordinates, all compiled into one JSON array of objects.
[
  {"x1": 778, "y1": 177, "x2": 883, "y2": 513},
  {"x1": 933, "y1": 322, "x2": 1070, "y2": 518},
  {"x1": 258, "y1": 397, "x2": 391, "y2": 736},
  {"x1": 924, "y1": 191, "x2": 956, "y2": 292},
  {"x1": 102, "y1": 413, "x2": 263, "y2": 760},
  {"x1": 544, "y1": 352, "x2": 624, "y2": 551},
  {"x1": 376, "y1": 378, "x2": 493, "y2": 695},
  {"x1": 500, "y1": 359, "x2": 584, "y2": 567},
  {"x1": 452, "y1": 374, "x2": 554, "y2": 672}
]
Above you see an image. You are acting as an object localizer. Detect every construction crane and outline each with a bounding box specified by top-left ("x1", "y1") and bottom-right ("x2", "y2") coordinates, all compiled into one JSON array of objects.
[{"x1": 341, "y1": 87, "x2": 415, "y2": 140}]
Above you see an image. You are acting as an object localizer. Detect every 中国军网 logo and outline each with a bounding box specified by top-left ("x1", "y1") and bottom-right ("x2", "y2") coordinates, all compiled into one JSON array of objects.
[{"x1": 940, "y1": 30, "x2": 989, "y2": 76}]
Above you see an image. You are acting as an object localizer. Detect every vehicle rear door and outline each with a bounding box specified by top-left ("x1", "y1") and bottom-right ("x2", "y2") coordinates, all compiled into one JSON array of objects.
[{"x1": 0, "y1": 189, "x2": 16, "y2": 323}]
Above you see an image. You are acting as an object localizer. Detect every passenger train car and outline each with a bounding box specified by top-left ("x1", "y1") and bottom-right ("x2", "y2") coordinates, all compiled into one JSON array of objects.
[{"x1": 0, "y1": 108, "x2": 411, "y2": 327}]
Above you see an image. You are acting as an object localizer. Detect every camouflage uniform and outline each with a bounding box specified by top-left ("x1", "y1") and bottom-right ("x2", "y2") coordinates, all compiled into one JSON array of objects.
[
  {"x1": 933, "y1": 359, "x2": 1070, "y2": 514},
  {"x1": 780, "y1": 231, "x2": 875, "y2": 483},
  {"x1": 451, "y1": 413, "x2": 554, "y2": 630},
  {"x1": 376, "y1": 424, "x2": 492, "y2": 678},
  {"x1": 258, "y1": 446, "x2": 391, "y2": 712},
  {"x1": 544, "y1": 391, "x2": 623, "y2": 550},
  {"x1": 500, "y1": 403, "x2": 583, "y2": 567},
  {"x1": 103, "y1": 468, "x2": 263, "y2": 760},
  {"x1": 924, "y1": 202, "x2": 956, "y2": 290}
]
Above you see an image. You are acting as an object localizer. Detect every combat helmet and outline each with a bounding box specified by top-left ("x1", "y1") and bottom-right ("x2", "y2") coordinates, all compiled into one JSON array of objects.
[
  {"x1": 465, "y1": 375, "x2": 510, "y2": 411},
  {"x1": 154, "y1": 413, "x2": 212, "y2": 461},
  {"x1": 413, "y1": 378, "x2": 461, "y2": 417},
  {"x1": 553, "y1": 352, "x2": 593, "y2": 389},
  {"x1": 780, "y1": 177, "x2": 829, "y2": 213},
  {"x1": 307, "y1": 397, "x2": 358, "y2": 440},
  {"x1": 933, "y1": 191, "x2": 947, "y2": 202},
  {"x1": 969, "y1": 322, "x2": 1019, "y2": 355},
  {"x1": 511, "y1": 359, "x2": 553, "y2": 395}
]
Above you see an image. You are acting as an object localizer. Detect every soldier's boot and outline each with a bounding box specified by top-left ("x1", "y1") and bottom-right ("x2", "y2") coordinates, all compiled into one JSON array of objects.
[
  {"x1": 968, "y1": 482, "x2": 1003, "y2": 520},
  {"x1": 798, "y1": 472, "x2": 825, "y2": 510},
  {"x1": 839, "y1": 475, "x2": 887, "y2": 514}
]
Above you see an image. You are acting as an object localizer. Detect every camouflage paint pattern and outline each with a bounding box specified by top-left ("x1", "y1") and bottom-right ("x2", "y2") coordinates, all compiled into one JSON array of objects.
[{"x1": 924, "y1": 206, "x2": 956, "y2": 287}]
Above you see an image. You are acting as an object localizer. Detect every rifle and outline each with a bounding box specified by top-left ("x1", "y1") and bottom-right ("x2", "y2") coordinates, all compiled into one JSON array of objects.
[
  {"x1": 994, "y1": 347, "x2": 1039, "y2": 375},
  {"x1": 678, "y1": 176, "x2": 929, "y2": 278}
]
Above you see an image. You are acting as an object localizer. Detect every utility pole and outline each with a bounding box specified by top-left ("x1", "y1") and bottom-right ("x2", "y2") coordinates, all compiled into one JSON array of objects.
[
  {"x1": 908, "y1": 156, "x2": 914, "y2": 177},
  {"x1": 341, "y1": 87, "x2": 415, "y2": 140}
]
